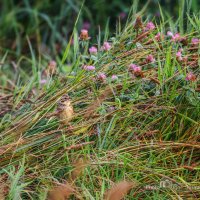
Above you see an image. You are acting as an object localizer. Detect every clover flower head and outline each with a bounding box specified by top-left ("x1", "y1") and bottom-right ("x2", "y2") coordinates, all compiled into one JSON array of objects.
[
  {"x1": 129, "y1": 64, "x2": 142, "y2": 72},
  {"x1": 176, "y1": 51, "x2": 182, "y2": 57},
  {"x1": 79, "y1": 29, "x2": 90, "y2": 40},
  {"x1": 111, "y1": 75, "x2": 118, "y2": 81},
  {"x1": 172, "y1": 33, "x2": 181, "y2": 42},
  {"x1": 191, "y1": 38, "x2": 199, "y2": 45},
  {"x1": 176, "y1": 51, "x2": 183, "y2": 61},
  {"x1": 167, "y1": 31, "x2": 174, "y2": 37},
  {"x1": 83, "y1": 65, "x2": 95, "y2": 71},
  {"x1": 129, "y1": 64, "x2": 143, "y2": 77},
  {"x1": 133, "y1": 66, "x2": 142, "y2": 72},
  {"x1": 97, "y1": 72, "x2": 107, "y2": 82},
  {"x1": 81, "y1": 29, "x2": 88, "y2": 35},
  {"x1": 155, "y1": 32, "x2": 160, "y2": 40},
  {"x1": 146, "y1": 54, "x2": 155, "y2": 63},
  {"x1": 89, "y1": 46, "x2": 98, "y2": 54},
  {"x1": 129, "y1": 64, "x2": 138, "y2": 70},
  {"x1": 145, "y1": 21, "x2": 155, "y2": 31},
  {"x1": 185, "y1": 72, "x2": 196, "y2": 82},
  {"x1": 155, "y1": 32, "x2": 164, "y2": 41},
  {"x1": 101, "y1": 42, "x2": 111, "y2": 51}
]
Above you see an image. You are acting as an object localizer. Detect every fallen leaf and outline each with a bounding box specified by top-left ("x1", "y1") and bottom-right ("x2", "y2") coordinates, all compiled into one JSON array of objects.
[
  {"x1": 105, "y1": 181, "x2": 136, "y2": 200},
  {"x1": 48, "y1": 183, "x2": 75, "y2": 200},
  {"x1": 71, "y1": 158, "x2": 88, "y2": 181}
]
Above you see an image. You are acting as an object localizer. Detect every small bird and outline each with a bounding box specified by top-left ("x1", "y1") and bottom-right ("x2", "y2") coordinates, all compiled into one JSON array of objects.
[{"x1": 57, "y1": 94, "x2": 74, "y2": 126}]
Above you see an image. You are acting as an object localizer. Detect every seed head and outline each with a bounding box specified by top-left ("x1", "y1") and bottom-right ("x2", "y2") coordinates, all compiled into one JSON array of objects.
[
  {"x1": 79, "y1": 29, "x2": 90, "y2": 40},
  {"x1": 134, "y1": 16, "x2": 143, "y2": 30}
]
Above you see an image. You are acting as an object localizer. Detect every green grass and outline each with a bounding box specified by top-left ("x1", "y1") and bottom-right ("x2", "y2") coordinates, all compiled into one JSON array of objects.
[{"x1": 0, "y1": 1, "x2": 200, "y2": 200}]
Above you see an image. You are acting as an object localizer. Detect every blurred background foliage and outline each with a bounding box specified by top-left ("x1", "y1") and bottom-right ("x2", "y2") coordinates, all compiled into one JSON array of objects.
[{"x1": 0, "y1": 0, "x2": 200, "y2": 58}]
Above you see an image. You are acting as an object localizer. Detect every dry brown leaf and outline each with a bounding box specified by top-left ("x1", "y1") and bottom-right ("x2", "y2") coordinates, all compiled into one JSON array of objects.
[
  {"x1": 48, "y1": 183, "x2": 75, "y2": 200},
  {"x1": 71, "y1": 158, "x2": 88, "y2": 181},
  {"x1": 104, "y1": 181, "x2": 136, "y2": 200}
]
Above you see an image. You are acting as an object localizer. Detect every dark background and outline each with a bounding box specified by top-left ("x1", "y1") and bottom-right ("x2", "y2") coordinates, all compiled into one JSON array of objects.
[{"x1": 0, "y1": 0, "x2": 199, "y2": 57}]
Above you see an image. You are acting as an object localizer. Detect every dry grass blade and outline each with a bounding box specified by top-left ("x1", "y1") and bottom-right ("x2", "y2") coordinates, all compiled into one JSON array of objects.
[
  {"x1": 84, "y1": 85, "x2": 122, "y2": 118},
  {"x1": 47, "y1": 183, "x2": 75, "y2": 200},
  {"x1": 66, "y1": 141, "x2": 94, "y2": 151},
  {"x1": 104, "y1": 181, "x2": 136, "y2": 200}
]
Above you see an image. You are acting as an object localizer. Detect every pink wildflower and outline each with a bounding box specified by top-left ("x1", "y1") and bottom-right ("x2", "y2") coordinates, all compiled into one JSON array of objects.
[
  {"x1": 101, "y1": 42, "x2": 111, "y2": 51},
  {"x1": 40, "y1": 79, "x2": 47, "y2": 85},
  {"x1": 129, "y1": 64, "x2": 138, "y2": 70},
  {"x1": 133, "y1": 66, "x2": 142, "y2": 73},
  {"x1": 176, "y1": 51, "x2": 182, "y2": 57},
  {"x1": 89, "y1": 46, "x2": 98, "y2": 54},
  {"x1": 83, "y1": 65, "x2": 95, "y2": 71},
  {"x1": 191, "y1": 38, "x2": 199, "y2": 45},
  {"x1": 82, "y1": 21, "x2": 91, "y2": 30},
  {"x1": 155, "y1": 32, "x2": 164, "y2": 41},
  {"x1": 146, "y1": 54, "x2": 155, "y2": 63},
  {"x1": 129, "y1": 64, "x2": 143, "y2": 77},
  {"x1": 111, "y1": 75, "x2": 118, "y2": 81},
  {"x1": 176, "y1": 48, "x2": 184, "y2": 61},
  {"x1": 167, "y1": 31, "x2": 174, "y2": 37},
  {"x1": 185, "y1": 72, "x2": 196, "y2": 82},
  {"x1": 81, "y1": 29, "x2": 88, "y2": 35},
  {"x1": 172, "y1": 33, "x2": 181, "y2": 42},
  {"x1": 179, "y1": 48, "x2": 183, "y2": 52},
  {"x1": 145, "y1": 21, "x2": 155, "y2": 31},
  {"x1": 79, "y1": 29, "x2": 90, "y2": 40},
  {"x1": 176, "y1": 51, "x2": 183, "y2": 61},
  {"x1": 129, "y1": 64, "x2": 142, "y2": 72},
  {"x1": 155, "y1": 32, "x2": 161, "y2": 41},
  {"x1": 97, "y1": 72, "x2": 107, "y2": 82}
]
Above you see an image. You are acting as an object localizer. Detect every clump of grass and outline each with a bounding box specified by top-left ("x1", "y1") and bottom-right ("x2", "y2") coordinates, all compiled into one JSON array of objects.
[{"x1": 0, "y1": 3, "x2": 200, "y2": 200}]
